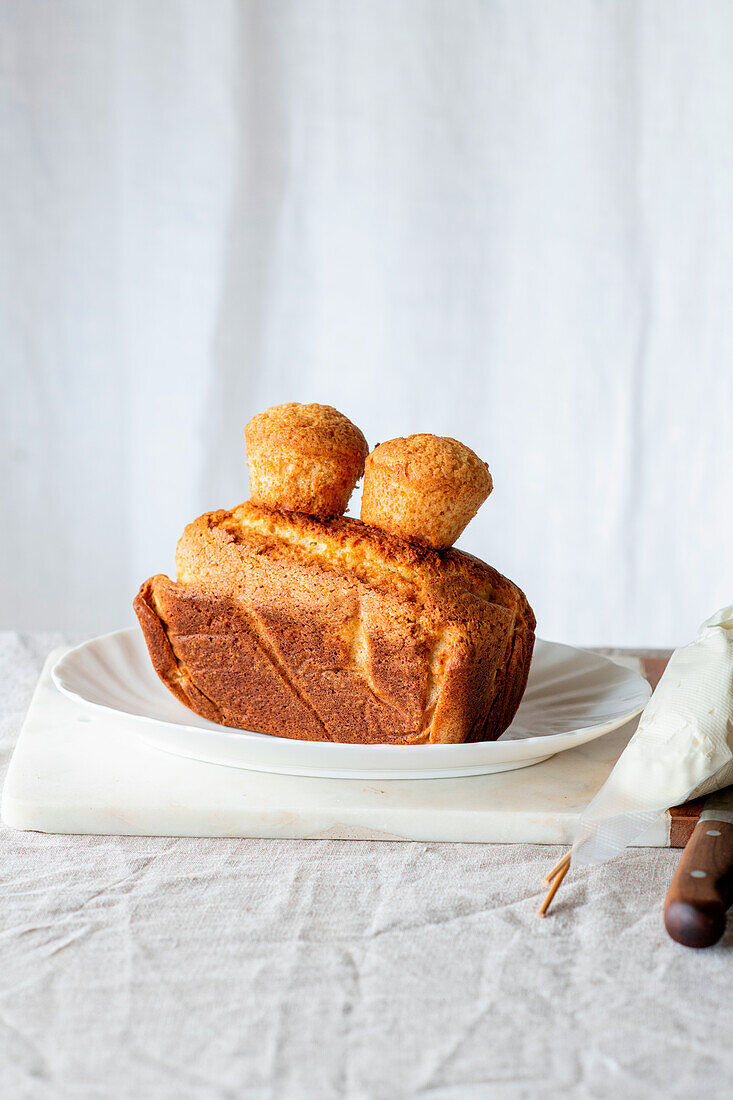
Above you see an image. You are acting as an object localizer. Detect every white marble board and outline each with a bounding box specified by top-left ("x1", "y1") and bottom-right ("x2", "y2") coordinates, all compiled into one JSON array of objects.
[{"x1": 2, "y1": 648, "x2": 670, "y2": 845}]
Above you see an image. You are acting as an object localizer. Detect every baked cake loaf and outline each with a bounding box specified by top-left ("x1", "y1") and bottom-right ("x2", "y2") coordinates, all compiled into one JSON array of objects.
[{"x1": 134, "y1": 502, "x2": 535, "y2": 744}]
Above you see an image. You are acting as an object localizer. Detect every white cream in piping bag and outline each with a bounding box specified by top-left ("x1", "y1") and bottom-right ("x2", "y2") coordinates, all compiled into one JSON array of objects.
[{"x1": 573, "y1": 606, "x2": 733, "y2": 865}]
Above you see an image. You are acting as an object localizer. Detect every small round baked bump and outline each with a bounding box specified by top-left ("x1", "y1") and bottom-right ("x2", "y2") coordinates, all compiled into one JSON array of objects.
[
  {"x1": 245, "y1": 403, "x2": 368, "y2": 517},
  {"x1": 360, "y1": 434, "x2": 492, "y2": 548}
]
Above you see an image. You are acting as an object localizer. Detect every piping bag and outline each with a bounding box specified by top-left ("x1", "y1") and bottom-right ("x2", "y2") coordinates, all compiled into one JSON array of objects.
[{"x1": 571, "y1": 606, "x2": 733, "y2": 867}]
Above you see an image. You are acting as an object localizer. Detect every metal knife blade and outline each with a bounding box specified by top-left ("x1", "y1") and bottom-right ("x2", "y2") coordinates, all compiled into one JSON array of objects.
[{"x1": 699, "y1": 785, "x2": 733, "y2": 825}]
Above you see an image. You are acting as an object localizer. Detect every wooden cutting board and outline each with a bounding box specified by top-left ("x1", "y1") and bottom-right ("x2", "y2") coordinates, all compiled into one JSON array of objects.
[{"x1": 1, "y1": 646, "x2": 697, "y2": 844}]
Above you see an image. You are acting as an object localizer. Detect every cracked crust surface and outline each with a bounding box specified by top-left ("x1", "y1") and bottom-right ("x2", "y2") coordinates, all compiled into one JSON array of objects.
[{"x1": 134, "y1": 502, "x2": 535, "y2": 744}]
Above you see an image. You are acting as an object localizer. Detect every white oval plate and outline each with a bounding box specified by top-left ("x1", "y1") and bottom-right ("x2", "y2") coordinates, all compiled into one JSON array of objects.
[{"x1": 51, "y1": 628, "x2": 651, "y2": 779}]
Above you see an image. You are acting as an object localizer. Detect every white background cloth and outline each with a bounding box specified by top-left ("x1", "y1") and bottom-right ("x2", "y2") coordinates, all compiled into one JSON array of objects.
[
  {"x1": 3, "y1": 635, "x2": 733, "y2": 1099},
  {"x1": 3, "y1": 1, "x2": 733, "y2": 645}
]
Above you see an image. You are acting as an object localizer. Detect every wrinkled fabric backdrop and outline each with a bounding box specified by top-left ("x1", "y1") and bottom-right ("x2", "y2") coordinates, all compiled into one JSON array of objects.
[{"x1": 3, "y1": 1, "x2": 733, "y2": 644}]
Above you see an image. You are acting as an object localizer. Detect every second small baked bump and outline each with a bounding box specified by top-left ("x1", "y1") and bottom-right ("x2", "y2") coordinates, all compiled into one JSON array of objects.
[{"x1": 360, "y1": 434, "x2": 492, "y2": 548}]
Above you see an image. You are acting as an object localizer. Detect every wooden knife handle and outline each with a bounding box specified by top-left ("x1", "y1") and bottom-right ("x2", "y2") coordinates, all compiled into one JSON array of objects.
[{"x1": 664, "y1": 818, "x2": 733, "y2": 948}]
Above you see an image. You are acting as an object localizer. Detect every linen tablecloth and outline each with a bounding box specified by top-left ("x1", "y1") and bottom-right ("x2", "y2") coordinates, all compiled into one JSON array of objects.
[{"x1": 1, "y1": 633, "x2": 732, "y2": 1100}]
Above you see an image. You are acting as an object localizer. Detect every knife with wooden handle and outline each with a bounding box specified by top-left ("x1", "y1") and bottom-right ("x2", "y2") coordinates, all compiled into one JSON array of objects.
[{"x1": 664, "y1": 786, "x2": 733, "y2": 948}]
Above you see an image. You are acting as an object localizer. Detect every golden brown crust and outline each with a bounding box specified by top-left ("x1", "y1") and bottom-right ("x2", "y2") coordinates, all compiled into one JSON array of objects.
[
  {"x1": 244, "y1": 403, "x2": 368, "y2": 517},
  {"x1": 365, "y1": 434, "x2": 490, "y2": 485},
  {"x1": 133, "y1": 578, "x2": 229, "y2": 725},
  {"x1": 135, "y1": 502, "x2": 535, "y2": 745},
  {"x1": 245, "y1": 403, "x2": 368, "y2": 458},
  {"x1": 360, "y1": 434, "x2": 492, "y2": 548}
]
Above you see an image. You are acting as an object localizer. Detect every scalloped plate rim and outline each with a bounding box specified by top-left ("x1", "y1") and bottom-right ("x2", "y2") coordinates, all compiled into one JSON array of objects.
[{"x1": 50, "y1": 629, "x2": 651, "y2": 778}]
